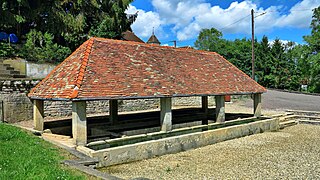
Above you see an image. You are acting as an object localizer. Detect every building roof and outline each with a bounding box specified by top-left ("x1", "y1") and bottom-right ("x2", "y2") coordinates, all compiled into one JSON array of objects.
[
  {"x1": 28, "y1": 37, "x2": 266, "y2": 101},
  {"x1": 147, "y1": 34, "x2": 161, "y2": 45},
  {"x1": 122, "y1": 31, "x2": 144, "y2": 43}
]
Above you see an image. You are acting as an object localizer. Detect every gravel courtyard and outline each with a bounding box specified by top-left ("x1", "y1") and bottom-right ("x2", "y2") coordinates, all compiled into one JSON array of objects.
[{"x1": 101, "y1": 124, "x2": 320, "y2": 179}]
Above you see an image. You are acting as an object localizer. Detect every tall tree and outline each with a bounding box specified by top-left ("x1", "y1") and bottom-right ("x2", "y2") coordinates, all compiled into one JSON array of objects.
[
  {"x1": 0, "y1": 0, "x2": 134, "y2": 49},
  {"x1": 194, "y1": 28, "x2": 224, "y2": 52},
  {"x1": 303, "y1": 6, "x2": 320, "y2": 92}
]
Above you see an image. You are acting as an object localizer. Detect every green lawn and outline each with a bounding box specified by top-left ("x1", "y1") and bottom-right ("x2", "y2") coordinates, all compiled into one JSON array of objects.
[{"x1": 0, "y1": 123, "x2": 86, "y2": 179}]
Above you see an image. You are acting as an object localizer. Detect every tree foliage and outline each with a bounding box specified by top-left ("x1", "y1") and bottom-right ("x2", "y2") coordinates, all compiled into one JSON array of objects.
[
  {"x1": 0, "y1": 0, "x2": 134, "y2": 62},
  {"x1": 195, "y1": 6, "x2": 320, "y2": 93},
  {"x1": 303, "y1": 6, "x2": 320, "y2": 92}
]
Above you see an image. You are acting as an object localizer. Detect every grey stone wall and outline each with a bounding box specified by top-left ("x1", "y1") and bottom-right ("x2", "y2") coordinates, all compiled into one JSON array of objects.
[
  {"x1": 44, "y1": 99, "x2": 160, "y2": 118},
  {"x1": 0, "y1": 80, "x2": 39, "y2": 123}
]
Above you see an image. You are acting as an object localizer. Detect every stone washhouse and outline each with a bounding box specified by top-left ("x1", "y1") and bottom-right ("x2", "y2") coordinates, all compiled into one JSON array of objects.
[{"x1": 28, "y1": 37, "x2": 266, "y2": 146}]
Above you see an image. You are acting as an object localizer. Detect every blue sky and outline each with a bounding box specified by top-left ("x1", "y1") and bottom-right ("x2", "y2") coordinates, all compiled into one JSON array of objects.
[{"x1": 126, "y1": 0, "x2": 320, "y2": 47}]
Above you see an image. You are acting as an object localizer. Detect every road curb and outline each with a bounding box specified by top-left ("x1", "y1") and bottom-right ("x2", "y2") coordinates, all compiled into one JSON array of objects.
[{"x1": 268, "y1": 88, "x2": 320, "y2": 96}]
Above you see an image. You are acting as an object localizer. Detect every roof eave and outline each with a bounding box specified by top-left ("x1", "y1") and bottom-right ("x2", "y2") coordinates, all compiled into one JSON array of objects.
[{"x1": 29, "y1": 91, "x2": 265, "y2": 101}]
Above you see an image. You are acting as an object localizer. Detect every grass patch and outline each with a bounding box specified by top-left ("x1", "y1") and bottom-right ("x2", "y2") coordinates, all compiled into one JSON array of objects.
[{"x1": 0, "y1": 123, "x2": 86, "y2": 179}]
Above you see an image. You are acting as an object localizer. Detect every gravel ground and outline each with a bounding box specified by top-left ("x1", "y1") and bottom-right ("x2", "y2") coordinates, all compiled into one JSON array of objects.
[{"x1": 100, "y1": 124, "x2": 320, "y2": 179}]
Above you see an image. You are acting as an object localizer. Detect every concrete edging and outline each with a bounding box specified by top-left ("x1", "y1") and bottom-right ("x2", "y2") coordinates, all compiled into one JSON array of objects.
[
  {"x1": 268, "y1": 88, "x2": 320, "y2": 96},
  {"x1": 77, "y1": 118, "x2": 280, "y2": 167}
]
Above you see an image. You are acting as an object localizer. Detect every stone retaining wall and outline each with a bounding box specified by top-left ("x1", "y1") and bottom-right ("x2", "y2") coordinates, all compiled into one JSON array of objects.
[{"x1": 1, "y1": 80, "x2": 224, "y2": 123}]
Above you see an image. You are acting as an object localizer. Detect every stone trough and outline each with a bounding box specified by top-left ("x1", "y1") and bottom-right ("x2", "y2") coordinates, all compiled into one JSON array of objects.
[{"x1": 75, "y1": 116, "x2": 279, "y2": 167}]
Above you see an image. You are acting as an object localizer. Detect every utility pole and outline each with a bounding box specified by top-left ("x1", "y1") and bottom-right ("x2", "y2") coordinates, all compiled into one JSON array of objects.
[
  {"x1": 170, "y1": 40, "x2": 177, "y2": 48},
  {"x1": 251, "y1": 9, "x2": 255, "y2": 80}
]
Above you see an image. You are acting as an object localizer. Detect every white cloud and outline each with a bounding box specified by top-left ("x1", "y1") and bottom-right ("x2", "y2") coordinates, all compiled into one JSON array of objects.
[
  {"x1": 275, "y1": 0, "x2": 319, "y2": 28},
  {"x1": 125, "y1": 5, "x2": 164, "y2": 39},
  {"x1": 128, "y1": 0, "x2": 320, "y2": 41}
]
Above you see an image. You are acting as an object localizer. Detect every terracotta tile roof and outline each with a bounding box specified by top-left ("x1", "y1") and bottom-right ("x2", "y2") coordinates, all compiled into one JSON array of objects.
[
  {"x1": 122, "y1": 31, "x2": 144, "y2": 43},
  {"x1": 28, "y1": 37, "x2": 266, "y2": 101}
]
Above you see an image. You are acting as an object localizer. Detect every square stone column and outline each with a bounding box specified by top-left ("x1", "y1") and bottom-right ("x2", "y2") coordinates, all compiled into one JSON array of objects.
[
  {"x1": 109, "y1": 99, "x2": 118, "y2": 125},
  {"x1": 253, "y1": 93, "x2": 262, "y2": 117},
  {"x1": 201, "y1": 96, "x2": 208, "y2": 124},
  {"x1": 215, "y1": 95, "x2": 225, "y2": 123},
  {"x1": 72, "y1": 101, "x2": 87, "y2": 146},
  {"x1": 160, "y1": 97, "x2": 172, "y2": 132},
  {"x1": 33, "y1": 100, "x2": 44, "y2": 131}
]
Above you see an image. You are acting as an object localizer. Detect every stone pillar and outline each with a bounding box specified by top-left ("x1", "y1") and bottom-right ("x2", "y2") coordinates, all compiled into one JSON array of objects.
[
  {"x1": 33, "y1": 100, "x2": 44, "y2": 131},
  {"x1": 160, "y1": 97, "x2": 172, "y2": 132},
  {"x1": 72, "y1": 101, "x2": 87, "y2": 146},
  {"x1": 215, "y1": 95, "x2": 225, "y2": 123},
  {"x1": 109, "y1": 99, "x2": 118, "y2": 125},
  {"x1": 201, "y1": 96, "x2": 208, "y2": 124},
  {"x1": 253, "y1": 93, "x2": 262, "y2": 117}
]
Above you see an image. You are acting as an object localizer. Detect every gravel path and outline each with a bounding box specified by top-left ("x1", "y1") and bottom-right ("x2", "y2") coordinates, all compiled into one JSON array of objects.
[{"x1": 100, "y1": 124, "x2": 320, "y2": 179}]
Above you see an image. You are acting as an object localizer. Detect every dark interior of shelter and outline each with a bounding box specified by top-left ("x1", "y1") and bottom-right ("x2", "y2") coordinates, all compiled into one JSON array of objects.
[{"x1": 44, "y1": 107, "x2": 254, "y2": 142}]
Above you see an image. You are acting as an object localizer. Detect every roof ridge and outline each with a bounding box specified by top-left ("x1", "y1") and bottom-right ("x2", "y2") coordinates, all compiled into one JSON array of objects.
[{"x1": 69, "y1": 38, "x2": 95, "y2": 99}]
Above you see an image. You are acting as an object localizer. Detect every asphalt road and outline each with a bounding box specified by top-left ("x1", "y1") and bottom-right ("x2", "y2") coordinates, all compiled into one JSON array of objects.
[{"x1": 245, "y1": 89, "x2": 320, "y2": 111}]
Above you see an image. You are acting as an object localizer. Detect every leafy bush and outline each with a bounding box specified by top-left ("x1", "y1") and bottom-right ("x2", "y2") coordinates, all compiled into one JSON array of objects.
[
  {"x1": 21, "y1": 29, "x2": 71, "y2": 63},
  {"x1": 0, "y1": 42, "x2": 15, "y2": 57}
]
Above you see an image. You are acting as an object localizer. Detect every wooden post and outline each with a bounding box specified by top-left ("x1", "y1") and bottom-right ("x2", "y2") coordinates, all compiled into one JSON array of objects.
[
  {"x1": 253, "y1": 93, "x2": 262, "y2": 117},
  {"x1": 72, "y1": 101, "x2": 87, "y2": 146},
  {"x1": 33, "y1": 100, "x2": 44, "y2": 131},
  {"x1": 215, "y1": 95, "x2": 225, "y2": 123},
  {"x1": 109, "y1": 99, "x2": 118, "y2": 125},
  {"x1": 201, "y1": 96, "x2": 208, "y2": 124},
  {"x1": 0, "y1": 100, "x2": 4, "y2": 123},
  {"x1": 160, "y1": 97, "x2": 172, "y2": 132}
]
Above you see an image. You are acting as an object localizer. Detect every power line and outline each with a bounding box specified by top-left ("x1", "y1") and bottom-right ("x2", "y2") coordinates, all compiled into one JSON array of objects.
[
  {"x1": 259, "y1": 8, "x2": 315, "y2": 13},
  {"x1": 254, "y1": 12, "x2": 267, "y2": 18},
  {"x1": 220, "y1": 14, "x2": 251, "y2": 31}
]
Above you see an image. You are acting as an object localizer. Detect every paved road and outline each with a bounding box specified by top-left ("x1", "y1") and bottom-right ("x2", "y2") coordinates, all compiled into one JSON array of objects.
[{"x1": 245, "y1": 89, "x2": 320, "y2": 111}]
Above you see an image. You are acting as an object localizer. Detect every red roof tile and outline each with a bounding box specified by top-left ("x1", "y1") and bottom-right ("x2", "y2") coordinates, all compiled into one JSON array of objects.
[{"x1": 28, "y1": 37, "x2": 266, "y2": 100}]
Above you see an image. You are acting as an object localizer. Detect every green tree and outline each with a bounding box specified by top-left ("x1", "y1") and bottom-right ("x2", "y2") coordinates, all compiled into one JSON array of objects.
[
  {"x1": 0, "y1": 0, "x2": 134, "y2": 62},
  {"x1": 194, "y1": 28, "x2": 224, "y2": 52},
  {"x1": 225, "y1": 38, "x2": 252, "y2": 76},
  {"x1": 255, "y1": 36, "x2": 275, "y2": 87},
  {"x1": 303, "y1": 6, "x2": 320, "y2": 92},
  {"x1": 22, "y1": 29, "x2": 71, "y2": 63}
]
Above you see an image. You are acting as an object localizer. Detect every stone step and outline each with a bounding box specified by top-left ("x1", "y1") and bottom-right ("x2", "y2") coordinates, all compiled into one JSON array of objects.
[
  {"x1": 0, "y1": 66, "x2": 14, "y2": 71},
  {"x1": 280, "y1": 120, "x2": 297, "y2": 129},
  {"x1": 0, "y1": 69, "x2": 20, "y2": 75},
  {"x1": 280, "y1": 115, "x2": 299, "y2": 122},
  {"x1": 0, "y1": 63, "x2": 10, "y2": 67},
  {"x1": 13, "y1": 74, "x2": 26, "y2": 78},
  {"x1": 299, "y1": 120, "x2": 320, "y2": 125},
  {"x1": 0, "y1": 74, "x2": 13, "y2": 78}
]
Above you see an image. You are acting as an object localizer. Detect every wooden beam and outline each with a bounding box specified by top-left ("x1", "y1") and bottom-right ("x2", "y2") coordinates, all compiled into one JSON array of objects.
[
  {"x1": 215, "y1": 95, "x2": 225, "y2": 123},
  {"x1": 160, "y1": 97, "x2": 172, "y2": 132},
  {"x1": 201, "y1": 96, "x2": 208, "y2": 124},
  {"x1": 109, "y1": 100, "x2": 118, "y2": 125},
  {"x1": 72, "y1": 101, "x2": 87, "y2": 146},
  {"x1": 33, "y1": 100, "x2": 44, "y2": 131}
]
